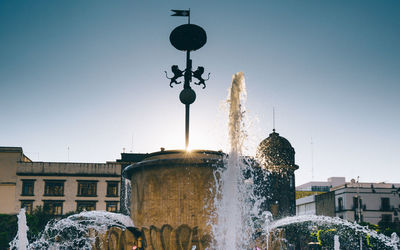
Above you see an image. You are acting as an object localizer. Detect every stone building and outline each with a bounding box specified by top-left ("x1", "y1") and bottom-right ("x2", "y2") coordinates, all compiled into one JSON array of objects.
[
  {"x1": 333, "y1": 182, "x2": 400, "y2": 225},
  {"x1": 0, "y1": 146, "x2": 121, "y2": 215},
  {"x1": 256, "y1": 130, "x2": 299, "y2": 218},
  {"x1": 296, "y1": 179, "x2": 400, "y2": 225}
]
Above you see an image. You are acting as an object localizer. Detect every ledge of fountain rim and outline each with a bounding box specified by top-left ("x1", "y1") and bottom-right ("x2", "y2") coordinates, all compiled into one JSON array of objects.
[{"x1": 122, "y1": 149, "x2": 226, "y2": 179}]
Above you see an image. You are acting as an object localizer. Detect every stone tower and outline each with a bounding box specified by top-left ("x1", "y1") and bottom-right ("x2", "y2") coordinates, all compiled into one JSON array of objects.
[{"x1": 256, "y1": 130, "x2": 299, "y2": 218}]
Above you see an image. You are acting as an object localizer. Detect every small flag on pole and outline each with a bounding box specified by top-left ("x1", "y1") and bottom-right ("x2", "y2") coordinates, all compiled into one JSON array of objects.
[{"x1": 171, "y1": 9, "x2": 190, "y2": 17}]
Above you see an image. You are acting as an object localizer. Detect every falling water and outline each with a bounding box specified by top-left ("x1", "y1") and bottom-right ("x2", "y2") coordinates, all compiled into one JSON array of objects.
[
  {"x1": 334, "y1": 235, "x2": 340, "y2": 250},
  {"x1": 211, "y1": 72, "x2": 262, "y2": 249},
  {"x1": 9, "y1": 208, "x2": 29, "y2": 250},
  {"x1": 122, "y1": 177, "x2": 131, "y2": 215}
]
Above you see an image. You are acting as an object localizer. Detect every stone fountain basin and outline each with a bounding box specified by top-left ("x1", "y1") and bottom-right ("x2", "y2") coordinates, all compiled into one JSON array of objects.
[{"x1": 123, "y1": 150, "x2": 224, "y2": 236}]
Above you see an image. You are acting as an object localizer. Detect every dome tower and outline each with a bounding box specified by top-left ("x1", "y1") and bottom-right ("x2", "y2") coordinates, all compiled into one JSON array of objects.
[{"x1": 256, "y1": 130, "x2": 299, "y2": 218}]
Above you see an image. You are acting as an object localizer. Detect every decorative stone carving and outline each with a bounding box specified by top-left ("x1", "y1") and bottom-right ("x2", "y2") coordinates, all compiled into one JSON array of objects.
[
  {"x1": 176, "y1": 224, "x2": 192, "y2": 250},
  {"x1": 150, "y1": 226, "x2": 162, "y2": 249},
  {"x1": 160, "y1": 224, "x2": 176, "y2": 250},
  {"x1": 96, "y1": 224, "x2": 212, "y2": 250}
]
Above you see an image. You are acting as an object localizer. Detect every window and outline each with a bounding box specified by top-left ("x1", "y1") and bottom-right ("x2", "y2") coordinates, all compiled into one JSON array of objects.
[
  {"x1": 44, "y1": 180, "x2": 65, "y2": 196},
  {"x1": 381, "y1": 198, "x2": 391, "y2": 211},
  {"x1": 354, "y1": 212, "x2": 363, "y2": 223},
  {"x1": 311, "y1": 186, "x2": 330, "y2": 192},
  {"x1": 21, "y1": 180, "x2": 35, "y2": 196},
  {"x1": 353, "y1": 196, "x2": 362, "y2": 210},
  {"x1": 382, "y1": 214, "x2": 392, "y2": 222},
  {"x1": 76, "y1": 201, "x2": 96, "y2": 212},
  {"x1": 21, "y1": 200, "x2": 34, "y2": 214},
  {"x1": 107, "y1": 181, "x2": 119, "y2": 197},
  {"x1": 43, "y1": 200, "x2": 63, "y2": 215},
  {"x1": 338, "y1": 197, "x2": 343, "y2": 211},
  {"x1": 77, "y1": 181, "x2": 97, "y2": 196},
  {"x1": 106, "y1": 201, "x2": 118, "y2": 212}
]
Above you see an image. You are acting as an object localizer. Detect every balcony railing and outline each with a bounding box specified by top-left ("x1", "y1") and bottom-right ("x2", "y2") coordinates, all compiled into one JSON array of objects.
[{"x1": 17, "y1": 162, "x2": 121, "y2": 176}]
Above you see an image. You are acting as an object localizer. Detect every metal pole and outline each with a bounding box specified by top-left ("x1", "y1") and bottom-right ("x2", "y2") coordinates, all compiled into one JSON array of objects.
[
  {"x1": 184, "y1": 50, "x2": 192, "y2": 149},
  {"x1": 357, "y1": 176, "x2": 362, "y2": 249},
  {"x1": 185, "y1": 104, "x2": 190, "y2": 149}
]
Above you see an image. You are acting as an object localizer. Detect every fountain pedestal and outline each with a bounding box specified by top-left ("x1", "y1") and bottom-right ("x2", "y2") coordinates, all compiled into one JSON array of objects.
[{"x1": 123, "y1": 150, "x2": 223, "y2": 249}]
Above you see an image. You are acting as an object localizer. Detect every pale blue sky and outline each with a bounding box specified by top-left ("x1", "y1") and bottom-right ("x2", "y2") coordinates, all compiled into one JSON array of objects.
[{"x1": 1, "y1": 0, "x2": 399, "y2": 185}]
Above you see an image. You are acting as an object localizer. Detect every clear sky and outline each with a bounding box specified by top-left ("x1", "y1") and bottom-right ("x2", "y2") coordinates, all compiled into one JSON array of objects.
[{"x1": 1, "y1": 0, "x2": 399, "y2": 186}]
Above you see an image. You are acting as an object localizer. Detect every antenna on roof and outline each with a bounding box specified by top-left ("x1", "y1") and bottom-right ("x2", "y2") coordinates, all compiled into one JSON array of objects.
[
  {"x1": 272, "y1": 106, "x2": 276, "y2": 132},
  {"x1": 67, "y1": 146, "x2": 70, "y2": 162},
  {"x1": 130, "y1": 133, "x2": 134, "y2": 153},
  {"x1": 311, "y1": 137, "x2": 314, "y2": 180}
]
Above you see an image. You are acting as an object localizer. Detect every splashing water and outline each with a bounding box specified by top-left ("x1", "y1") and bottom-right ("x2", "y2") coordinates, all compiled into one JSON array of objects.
[
  {"x1": 266, "y1": 215, "x2": 399, "y2": 249},
  {"x1": 9, "y1": 208, "x2": 29, "y2": 250},
  {"x1": 25, "y1": 211, "x2": 133, "y2": 249}
]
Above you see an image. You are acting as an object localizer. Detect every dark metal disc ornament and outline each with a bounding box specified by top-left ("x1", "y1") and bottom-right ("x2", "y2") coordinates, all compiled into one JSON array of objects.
[
  {"x1": 179, "y1": 88, "x2": 196, "y2": 105},
  {"x1": 170, "y1": 24, "x2": 207, "y2": 51}
]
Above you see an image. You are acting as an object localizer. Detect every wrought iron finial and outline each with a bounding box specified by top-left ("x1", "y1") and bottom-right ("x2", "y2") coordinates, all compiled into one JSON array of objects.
[{"x1": 166, "y1": 10, "x2": 210, "y2": 149}]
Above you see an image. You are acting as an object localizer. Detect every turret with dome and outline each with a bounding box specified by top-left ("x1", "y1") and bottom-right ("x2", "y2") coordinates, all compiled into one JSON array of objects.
[
  {"x1": 256, "y1": 129, "x2": 299, "y2": 218},
  {"x1": 257, "y1": 129, "x2": 298, "y2": 169}
]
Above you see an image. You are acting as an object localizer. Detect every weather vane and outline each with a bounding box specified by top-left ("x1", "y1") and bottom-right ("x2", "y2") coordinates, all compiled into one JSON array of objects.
[{"x1": 166, "y1": 9, "x2": 210, "y2": 149}]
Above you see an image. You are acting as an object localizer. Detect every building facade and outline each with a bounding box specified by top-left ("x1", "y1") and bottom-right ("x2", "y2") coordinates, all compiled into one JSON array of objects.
[
  {"x1": 0, "y1": 146, "x2": 121, "y2": 215},
  {"x1": 296, "y1": 179, "x2": 400, "y2": 225},
  {"x1": 333, "y1": 182, "x2": 400, "y2": 225}
]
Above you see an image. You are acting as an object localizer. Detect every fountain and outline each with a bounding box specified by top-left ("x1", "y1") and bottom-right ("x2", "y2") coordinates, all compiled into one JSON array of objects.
[
  {"x1": 9, "y1": 71, "x2": 400, "y2": 249},
  {"x1": 9, "y1": 10, "x2": 400, "y2": 250}
]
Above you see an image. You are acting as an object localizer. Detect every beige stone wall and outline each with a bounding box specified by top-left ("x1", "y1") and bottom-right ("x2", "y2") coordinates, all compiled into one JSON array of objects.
[
  {"x1": 0, "y1": 147, "x2": 24, "y2": 214},
  {"x1": 129, "y1": 151, "x2": 222, "y2": 235},
  {"x1": 0, "y1": 184, "x2": 16, "y2": 213},
  {"x1": 0, "y1": 148, "x2": 22, "y2": 182}
]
